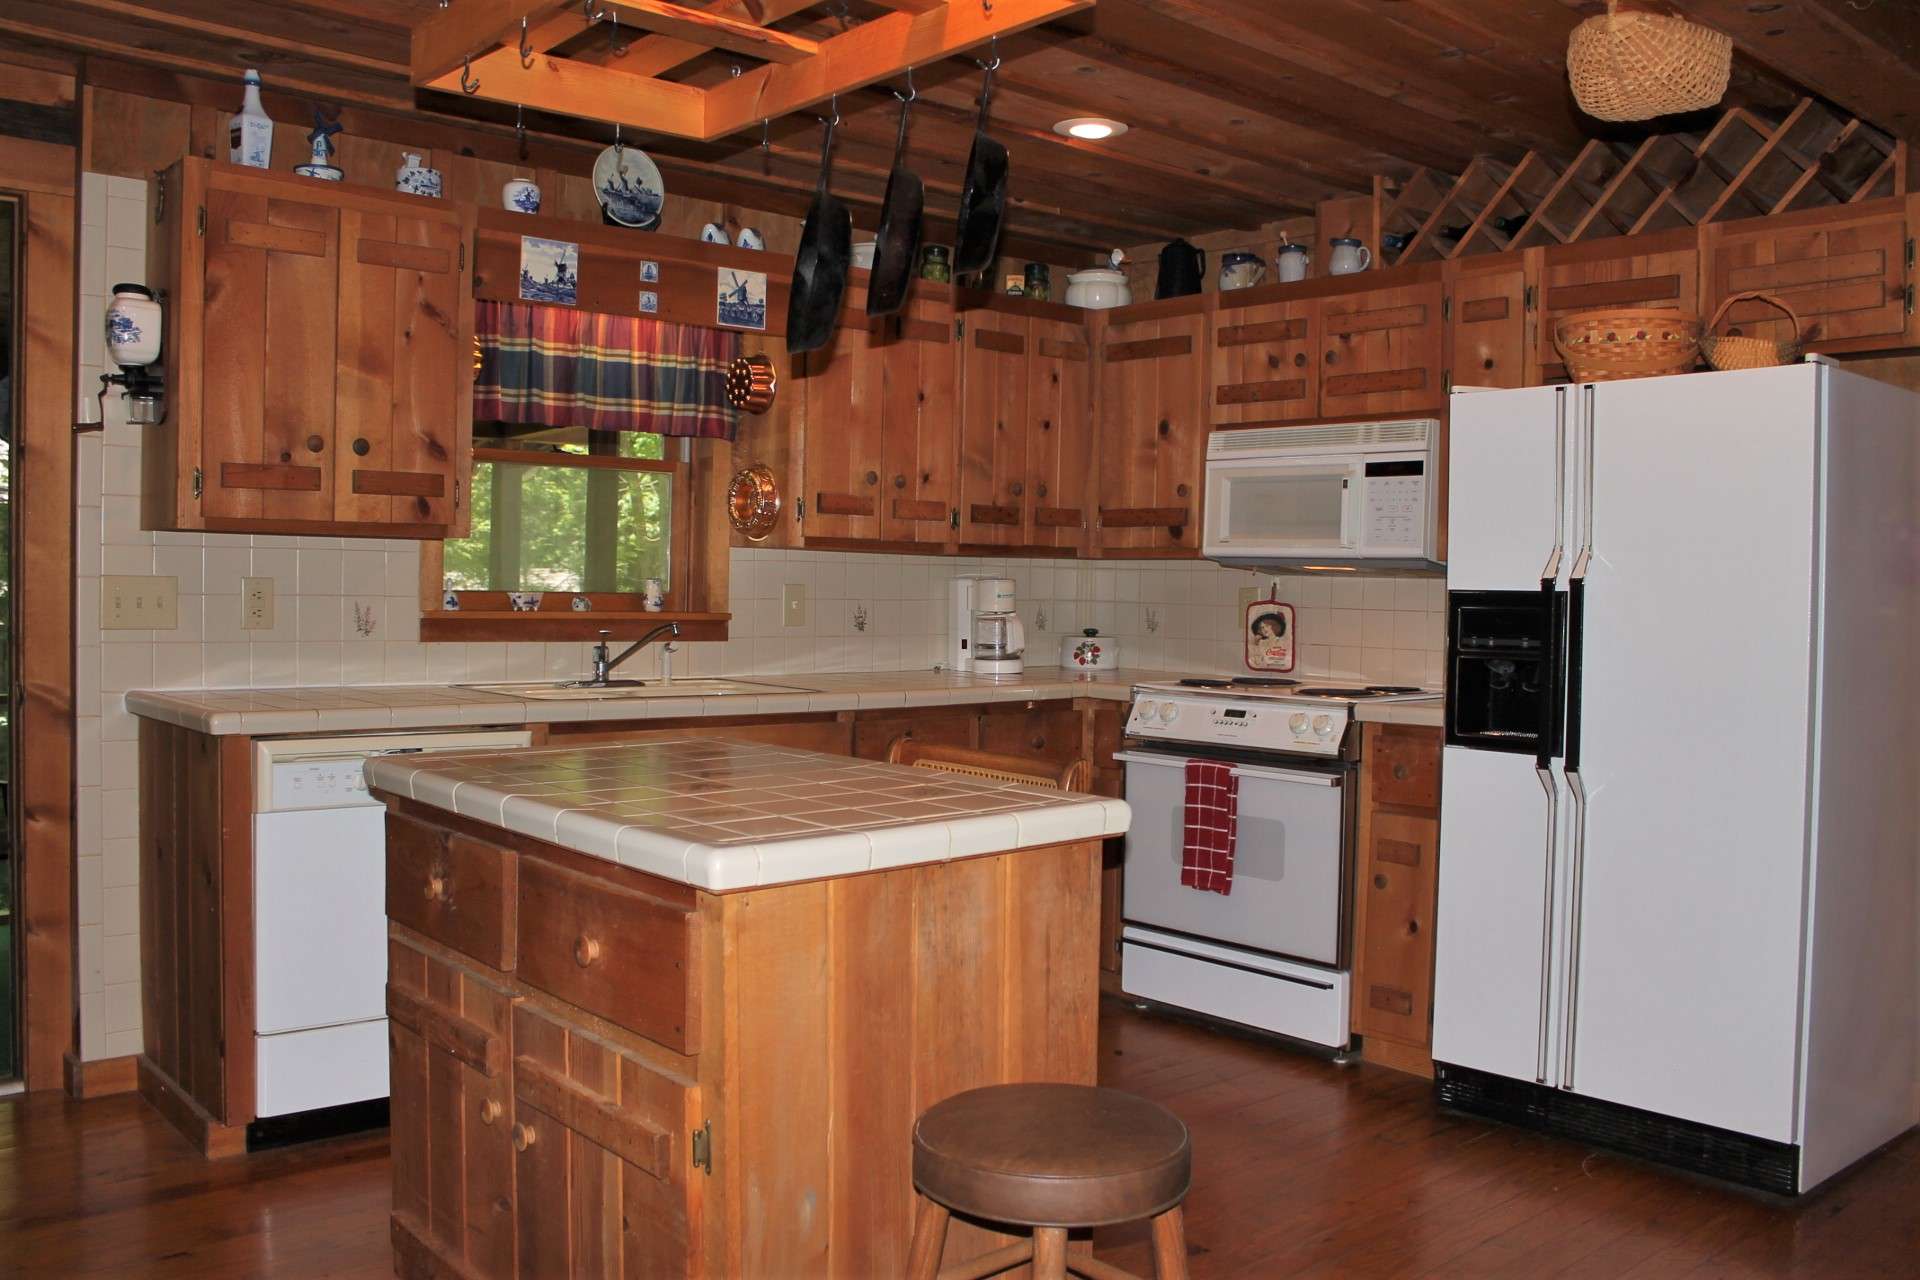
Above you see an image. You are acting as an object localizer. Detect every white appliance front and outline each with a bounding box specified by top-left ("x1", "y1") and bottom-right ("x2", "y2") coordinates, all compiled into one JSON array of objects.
[
  {"x1": 256, "y1": 1020, "x2": 389, "y2": 1118},
  {"x1": 254, "y1": 806, "x2": 389, "y2": 1034},
  {"x1": 1445, "y1": 384, "x2": 1570, "y2": 591},
  {"x1": 1122, "y1": 924, "x2": 1350, "y2": 1049},
  {"x1": 1118, "y1": 750, "x2": 1345, "y2": 966}
]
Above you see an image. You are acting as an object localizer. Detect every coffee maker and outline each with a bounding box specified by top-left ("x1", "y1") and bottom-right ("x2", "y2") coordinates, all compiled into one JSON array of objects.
[{"x1": 949, "y1": 576, "x2": 1027, "y2": 677}]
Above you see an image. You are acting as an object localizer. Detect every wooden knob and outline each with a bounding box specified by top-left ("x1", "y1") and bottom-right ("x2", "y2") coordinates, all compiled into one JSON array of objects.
[
  {"x1": 1392, "y1": 763, "x2": 1409, "y2": 781},
  {"x1": 1030, "y1": 735, "x2": 1045, "y2": 750},
  {"x1": 1325, "y1": 350, "x2": 1337, "y2": 365},
  {"x1": 864, "y1": 470, "x2": 879, "y2": 486},
  {"x1": 424, "y1": 874, "x2": 447, "y2": 902},
  {"x1": 479, "y1": 1098, "x2": 503, "y2": 1126},
  {"x1": 352, "y1": 437, "x2": 371, "y2": 456},
  {"x1": 893, "y1": 474, "x2": 906, "y2": 489},
  {"x1": 1374, "y1": 874, "x2": 1389, "y2": 890},
  {"x1": 1157, "y1": 419, "x2": 1170, "y2": 437},
  {"x1": 574, "y1": 935, "x2": 602, "y2": 967},
  {"x1": 1036, "y1": 482, "x2": 1048, "y2": 498},
  {"x1": 1175, "y1": 483, "x2": 1190, "y2": 498},
  {"x1": 1294, "y1": 352, "x2": 1307, "y2": 368},
  {"x1": 1009, "y1": 481, "x2": 1024, "y2": 497},
  {"x1": 511, "y1": 1123, "x2": 536, "y2": 1152},
  {"x1": 306, "y1": 434, "x2": 325, "y2": 453},
  {"x1": 1267, "y1": 353, "x2": 1281, "y2": 369},
  {"x1": 1040, "y1": 418, "x2": 1052, "y2": 432}
]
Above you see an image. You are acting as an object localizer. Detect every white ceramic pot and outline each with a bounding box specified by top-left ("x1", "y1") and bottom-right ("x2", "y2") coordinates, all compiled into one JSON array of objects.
[
  {"x1": 1276, "y1": 243, "x2": 1310, "y2": 282},
  {"x1": 395, "y1": 153, "x2": 442, "y2": 198},
  {"x1": 1061, "y1": 629, "x2": 1119, "y2": 672},
  {"x1": 502, "y1": 179, "x2": 541, "y2": 213},
  {"x1": 1327, "y1": 237, "x2": 1372, "y2": 275},
  {"x1": 1064, "y1": 268, "x2": 1131, "y2": 309},
  {"x1": 105, "y1": 285, "x2": 162, "y2": 367}
]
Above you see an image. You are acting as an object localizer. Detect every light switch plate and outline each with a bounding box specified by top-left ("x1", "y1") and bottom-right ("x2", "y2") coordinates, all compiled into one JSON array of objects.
[
  {"x1": 781, "y1": 583, "x2": 809, "y2": 628},
  {"x1": 101, "y1": 575, "x2": 179, "y2": 630},
  {"x1": 242, "y1": 577, "x2": 275, "y2": 631},
  {"x1": 1238, "y1": 587, "x2": 1261, "y2": 611}
]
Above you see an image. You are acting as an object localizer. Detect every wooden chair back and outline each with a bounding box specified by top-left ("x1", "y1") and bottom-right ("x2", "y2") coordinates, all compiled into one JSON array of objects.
[{"x1": 884, "y1": 738, "x2": 1092, "y2": 794}]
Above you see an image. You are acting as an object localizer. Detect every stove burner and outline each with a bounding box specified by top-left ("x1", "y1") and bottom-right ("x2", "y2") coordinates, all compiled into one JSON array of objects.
[
  {"x1": 1365, "y1": 685, "x2": 1422, "y2": 695},
  {"x1": 1230, "y1": 676, "x2": 1300, "y2": 688},
  {"x1": 1295, "y1": 686, "x2": 1381, "y2": 698},
  {"x1": 1177, "y1": 678, "x2": 1233, "y2": 688}
]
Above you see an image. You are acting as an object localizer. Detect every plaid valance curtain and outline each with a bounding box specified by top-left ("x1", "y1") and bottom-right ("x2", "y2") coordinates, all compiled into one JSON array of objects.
[{"x1": 474, "y1": 300, "x2": 740, "y2": 439}]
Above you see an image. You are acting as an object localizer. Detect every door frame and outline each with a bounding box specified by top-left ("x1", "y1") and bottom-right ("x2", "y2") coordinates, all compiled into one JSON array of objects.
[{"x1": 1, "y1": 130, "x2": 78, "y2": 1092}]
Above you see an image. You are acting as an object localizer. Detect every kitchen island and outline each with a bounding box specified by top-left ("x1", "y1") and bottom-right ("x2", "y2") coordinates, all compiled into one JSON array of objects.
[{"x1": 367, "y1": 735, "x2": 1129, "y2": 1279}]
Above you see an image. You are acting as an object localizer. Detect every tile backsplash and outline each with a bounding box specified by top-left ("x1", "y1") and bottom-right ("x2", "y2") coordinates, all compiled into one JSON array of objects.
[{"x1": 70, "y1": 173, "x2": 1442, "y2": 1061}]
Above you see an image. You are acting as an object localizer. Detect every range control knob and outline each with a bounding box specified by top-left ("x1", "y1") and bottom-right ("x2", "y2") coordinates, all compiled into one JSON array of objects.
[
  {"x1": 1312, "y1": 714, "x2": 1334, "y2": 737},
  {"x1": 1289, "y1": 712, "x2": 1310, "y2": 734},
  {"x1": 1158, "y1": 701, "x2": 1179, "y2": 723}
]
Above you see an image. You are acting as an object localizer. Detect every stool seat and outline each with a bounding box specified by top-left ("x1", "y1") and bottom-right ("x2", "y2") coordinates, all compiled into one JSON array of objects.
[{"x1": 912, "y1": 1083, "x2": 1192, "y2": 1229}]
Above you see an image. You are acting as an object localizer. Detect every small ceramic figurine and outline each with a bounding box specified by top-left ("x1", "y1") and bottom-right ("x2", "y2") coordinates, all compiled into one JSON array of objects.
[
  {"x1": 643, "y1": 579, "x2": 666, "y2": 612},
  {"x1": 502, "y1": 178, "x2": 541, "y2": 213},
  {"x1": 228, "y1": 69, "x2": 274, "y2": 169},
  {"x1": 395, "y1": 153, "x2": 442, "y2": 198},
  {"x1": 508, "y1": 592, "x2": 540, "y2": 612},
  {"x1": 293, "y1": 109, "x2": 344, "y2": 182},
  {"x1": 700, "y1": 221, "x2": 729, "y2": 245},
  {"x1": 736, "y1": 226, "x2": 764, "y2": 251}
]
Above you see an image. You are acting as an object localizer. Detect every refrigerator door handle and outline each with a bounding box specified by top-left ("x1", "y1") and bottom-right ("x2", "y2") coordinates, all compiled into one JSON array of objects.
[
  {"x1": 1571, "y1": 384, "x2": 1595, "y2": 581},
  {"x1": 1533, "y1": 764, "x2": 1561, "y2": 1085},
  {"x1": 1540, "y1": 386, "x2": 1567, "y2": 586},
  {"x1": 1557, "y1": 766, "x2": 1590, "y2": 1090}
]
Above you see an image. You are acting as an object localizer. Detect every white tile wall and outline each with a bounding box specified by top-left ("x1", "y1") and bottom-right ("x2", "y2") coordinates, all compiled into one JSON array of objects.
[{"x1": 72, "y1": 174, "x2": 1443, "y2": 1059}]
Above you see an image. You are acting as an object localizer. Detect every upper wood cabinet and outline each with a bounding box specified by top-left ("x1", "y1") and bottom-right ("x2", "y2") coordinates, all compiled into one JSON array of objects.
[
  {"x1": 1447, "y1": 257, "x2": 1532, "y2": 390},
  {"x1": 1318, "y1": 280, "x2": 1445, "y2": 417},
  {"x1": 798, "y1": 293, "x2": 958, "y2": 547},
  {"x1": 1702, "y1": 202, "x2": 1912, "y2": 351},
  {"x1": 1095, "y1": 305, "x2": 1207, "y2": 556},
  {"x1": 1026, "y1": 316, "x2": 1095, "y2": 552},
  {"x1": 1534, "y1": 229, "x2": 1699, "y2": 383},
  {"x1": 147, "y1": 158, "x2": 473, "y2": 539},
  {"x1": 1209, "y1": 295, "x2": 1318, "y2": 425}
]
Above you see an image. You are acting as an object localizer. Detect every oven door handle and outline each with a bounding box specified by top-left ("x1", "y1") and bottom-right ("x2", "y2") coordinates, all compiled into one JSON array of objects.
[{"x1": 1114, "y1": 751, "x2": 1343, "y2": 787}]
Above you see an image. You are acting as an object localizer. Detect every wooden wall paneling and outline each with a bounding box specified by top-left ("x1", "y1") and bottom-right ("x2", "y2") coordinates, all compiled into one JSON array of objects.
[
  {"x1": 1702, "y1": 202, "x2": 1912, "y2": 350},
  {"x1": 957, "y1": 308, "x2": 1031, "y2": 546},
  {"x1": 12, "y1": 157, "x2": 76, "y2": 1091},
  {"x1": 1534, "y1": 229, "x2": 1702, "y2": 384},
  {"x1": 879, "y1": 293, "x2": 960, "y2": 546},
  {"x1": 727, "y1": 334, "x2": 804, "y2": 549},
  {"x1": 1210, "y1": 294, "x2": 1318, "y2": 425},
  {"x1": 1318, "y1": 279, "x2": 1445, "y2": 417},
  {"x1": 1026, "y1": 314, "x2": 1093, "y2": 552},
  {"x1": 82, "y1": 84, "x2": 190, "y2": 177},
  {"x1": 1447, "y1": 253, "x2": 1533, "y2": 390},
  {"x1": 1096, "y1": 305, "x2": 1207, "y2": 556}
]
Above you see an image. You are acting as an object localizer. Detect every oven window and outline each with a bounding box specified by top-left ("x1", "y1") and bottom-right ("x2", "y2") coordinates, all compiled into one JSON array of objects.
[{"x1": 1222, "y1": 470, "x2": 1347, "y2": 544}]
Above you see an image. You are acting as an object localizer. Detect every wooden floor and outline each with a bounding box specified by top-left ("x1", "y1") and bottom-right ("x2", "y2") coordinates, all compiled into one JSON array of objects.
[{"x1": 4, "y1": 1000, "x2": 1916, "y2": 1278}]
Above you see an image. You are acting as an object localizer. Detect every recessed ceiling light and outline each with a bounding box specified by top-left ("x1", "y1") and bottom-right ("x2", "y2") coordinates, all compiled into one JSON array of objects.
[{"x1": 1053, "y1": 116, "x2": 1127, "y2": 141}]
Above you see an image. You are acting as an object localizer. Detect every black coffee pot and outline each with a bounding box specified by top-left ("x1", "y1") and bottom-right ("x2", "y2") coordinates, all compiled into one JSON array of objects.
[{"x1": 1155, "y1": 238, "x2": 1205, "y2": 298}]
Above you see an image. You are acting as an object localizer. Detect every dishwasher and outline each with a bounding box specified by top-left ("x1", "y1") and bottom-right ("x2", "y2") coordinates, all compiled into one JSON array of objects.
[{"x1": 252, "y1": 729, "x2": 530, "y2": 1133}]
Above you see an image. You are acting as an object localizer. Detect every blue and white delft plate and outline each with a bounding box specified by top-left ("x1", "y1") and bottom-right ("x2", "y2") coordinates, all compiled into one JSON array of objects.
[{"x1": 592, "y1": 144, "x2": 665, "y2": 229}]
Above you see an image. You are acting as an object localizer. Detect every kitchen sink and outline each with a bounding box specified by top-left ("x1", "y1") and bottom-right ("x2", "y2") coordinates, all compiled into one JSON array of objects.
[{"x1": 463, "y1": 679, "x2": 819, "y2": 701}]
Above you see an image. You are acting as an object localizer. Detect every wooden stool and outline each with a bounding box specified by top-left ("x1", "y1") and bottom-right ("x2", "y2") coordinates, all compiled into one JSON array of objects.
[{"x1": 905, "y1": 1083, "x2": 1192, "y2": 1280}]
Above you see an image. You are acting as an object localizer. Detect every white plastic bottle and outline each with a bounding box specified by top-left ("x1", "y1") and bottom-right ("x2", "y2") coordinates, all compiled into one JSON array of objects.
[{"x1": 229, "y1": 69, "x2": 273, "y2": 169}]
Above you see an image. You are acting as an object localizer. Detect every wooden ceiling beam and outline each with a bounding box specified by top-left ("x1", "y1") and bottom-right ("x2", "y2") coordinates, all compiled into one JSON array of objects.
[
  {"x1": 59, "y1": 0, "x2": 409, "y2": 75},
  {"x1": 591, "y1": 2, "x2": 821, "y2": 64},
  {"x1": 425, "y1": 46, "x2": 708, "y2": 136},
  {"x1": 702, "y1": 0, "x2": 1093, "y2": 141},
  {"x1": 559, "y1": 1, "x2": 820, "y2": 76},
  {"x1": 410, "y1": 0, "x2": 574, "y2": 85}
]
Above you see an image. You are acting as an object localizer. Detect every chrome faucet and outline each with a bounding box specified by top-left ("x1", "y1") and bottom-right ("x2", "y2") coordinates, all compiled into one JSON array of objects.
[{"x1": 573, "y1": 622, "x2": 680, "y2": 688}]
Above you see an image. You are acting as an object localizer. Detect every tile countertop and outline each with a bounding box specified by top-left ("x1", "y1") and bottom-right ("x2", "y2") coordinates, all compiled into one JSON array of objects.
[
  {"x1": 124, "y1": 667, "x2": 1443, "y2": 735},
  {"x1": 366, "y1": 737, "x2": 1132, "y2": 892}
]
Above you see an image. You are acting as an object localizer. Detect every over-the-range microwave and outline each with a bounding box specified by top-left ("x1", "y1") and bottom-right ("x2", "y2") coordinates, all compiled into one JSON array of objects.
[{"x1": 1201, "y1": 418, "x2": 1444, "y2": 572}]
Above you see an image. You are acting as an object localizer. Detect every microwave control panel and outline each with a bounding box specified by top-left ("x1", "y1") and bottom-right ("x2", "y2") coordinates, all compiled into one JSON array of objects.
[{"x1": 1362, "y1": 465, "x2": 1427, "y2": 552}]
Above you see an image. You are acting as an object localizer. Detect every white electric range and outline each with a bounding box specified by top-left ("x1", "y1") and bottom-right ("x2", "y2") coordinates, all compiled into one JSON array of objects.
[{"x1": 1117, "y1": 676, "x2": 1438, "y2": 1049}]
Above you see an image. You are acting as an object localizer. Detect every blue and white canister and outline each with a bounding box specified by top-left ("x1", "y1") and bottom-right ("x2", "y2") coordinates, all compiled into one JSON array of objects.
[
  {"x1": 503, "y1": 179, "x2": 542, "y2": 214},
  {"x1": 105, "y1": 284, "x2": 162, "y2": 367},
  {"x1": 395, "y1": 153, "x2": 443, "y2": 198}
]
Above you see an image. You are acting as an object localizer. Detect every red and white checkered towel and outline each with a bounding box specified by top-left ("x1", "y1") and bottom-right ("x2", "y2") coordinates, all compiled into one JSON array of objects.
[{"x1": 1180, "y1": 759, "x2": 1238, "y2": 895}]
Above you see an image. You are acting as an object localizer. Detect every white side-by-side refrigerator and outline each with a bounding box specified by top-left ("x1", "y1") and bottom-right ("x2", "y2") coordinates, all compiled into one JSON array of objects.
[{"x1": 1431, "y1": 361, "x2": 1919, "y2": 1194}]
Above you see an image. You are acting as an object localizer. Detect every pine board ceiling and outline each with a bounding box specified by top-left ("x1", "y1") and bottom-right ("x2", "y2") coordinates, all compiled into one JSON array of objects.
[{"x1": 2, "y1": 0, "x2": 1913, "y2": 258}]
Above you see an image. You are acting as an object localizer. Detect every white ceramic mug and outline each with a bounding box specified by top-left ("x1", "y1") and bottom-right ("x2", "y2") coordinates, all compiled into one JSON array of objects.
[
  {"x1": 1218, "y1": 250, "x2": 1265, "y2": 291},
  {"x1": 502, "y1": 179, "x2": 541, "y2": 214},
  {"x1": 1327, "y1": 237, "x2": 1372, "y2": 276},
  {"x1": 1276, "y1": 244, "x2": 1310, "y2": 283}
]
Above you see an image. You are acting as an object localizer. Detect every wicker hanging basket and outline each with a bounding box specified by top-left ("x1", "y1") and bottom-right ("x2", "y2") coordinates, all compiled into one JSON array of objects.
[
  {"x1": 1568, "y1": 0, "x2": 1733, "y2": 122},
  {"x1": 1553, "y1": 305, "x2": 1702, "y2": 382},
  {"x1": 1698, "y1": 291, "x2": 1802, "y2": 371}
]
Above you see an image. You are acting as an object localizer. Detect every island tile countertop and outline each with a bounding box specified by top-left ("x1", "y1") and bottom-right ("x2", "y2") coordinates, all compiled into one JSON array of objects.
[
  {"x1": 367, "y1": 737, "x2": 1131, "y2": 891},
  {"x1": 125, "y1": 667, "x2": 1443, "y2": 735}
]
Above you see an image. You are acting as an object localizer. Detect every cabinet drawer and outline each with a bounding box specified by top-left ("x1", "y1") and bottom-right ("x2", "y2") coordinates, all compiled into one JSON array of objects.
[
  {"x1": 978, "y1": 703, "x2": 1086, "y2": 767},
  {"x1": 1368, "y1": 727, "x2": 1441, "y2": 811},
  {"x1": 515, "y1": 859, "x2": 701, "y2": 1054},
  {"x1": 387, "y1": 814, "x2": 518, "y2": 970}
]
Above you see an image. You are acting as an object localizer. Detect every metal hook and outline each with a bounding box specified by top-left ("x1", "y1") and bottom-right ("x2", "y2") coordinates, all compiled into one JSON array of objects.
[
  {"x1": 515, "y1": 104, "x2": 527, "y2": 160},
  {"x1": 975, "y1": 35, "x2": 1001, "y2": 73},
  {"x1": 893, "y1": 65, "x2": 916, "y2": 104},
  {"x1": 606, "y1": 8, "x2": 628, "y2": 56},
  {"x1": 460, "y1": 53, "x2": 480, "y2": 95},
  {"x1": 519, "y1": 17, "x2": 534, "y2": 68},
  {"x1": 982, "y1": 0, "x2": 993, "y2": 14},
  {"x1": 818, "y1": 93, "x2": 840, "y2": 129},
  {"x1": 761, "y1": 119, "x2": 770, "y2": 152},
  {"x1": 613, "y1": 120, "x2": 624, "y2": 163}
]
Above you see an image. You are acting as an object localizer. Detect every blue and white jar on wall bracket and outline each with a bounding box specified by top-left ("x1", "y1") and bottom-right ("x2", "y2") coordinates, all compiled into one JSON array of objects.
[
  {"x1": 502, "y1": 178, "x2": 541, "y2": 213},
  {"x1": 106, "y1": 284, "x2": 162, "y2": 367}
]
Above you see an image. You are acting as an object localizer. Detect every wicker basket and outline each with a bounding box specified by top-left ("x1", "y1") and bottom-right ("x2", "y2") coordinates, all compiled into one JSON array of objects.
[
  {"x1": 1553, "y1": 306, "x2": 1702, "y2": 382},
  {"x1": 1568, "y1": 0, "x2": 1732, "y2": 122},
  {"x1": 1698, "y1": 291, "x2": 1801, "y2": 371}
]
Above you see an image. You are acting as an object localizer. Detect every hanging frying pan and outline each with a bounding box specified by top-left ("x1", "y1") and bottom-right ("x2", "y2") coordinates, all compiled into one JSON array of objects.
[
  {"x1": 953, "y1": 50, "x2": 1009, "y2": 276},
  {"x1": 787, "y1": 107, "x2": 852, "y2": 356},
  {"x1": 866, "y1": 78, "x2": 924, "y2": 317}
]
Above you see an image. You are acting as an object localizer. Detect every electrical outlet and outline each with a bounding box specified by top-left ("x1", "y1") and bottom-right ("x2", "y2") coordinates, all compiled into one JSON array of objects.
[
  {"x1": 101, "y1": 575, "x2": 178, "y2": 630},
  {"x1": 781, "y1": 583, "x2": 809, "y2": 629},
  {"x1": 242, "y1": 577, "x2": 275, "y2": 631}
]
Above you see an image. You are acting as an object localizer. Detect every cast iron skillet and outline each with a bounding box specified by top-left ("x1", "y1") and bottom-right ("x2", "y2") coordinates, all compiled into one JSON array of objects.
[
  {"x1": 786, "y1": 110, "x2": 852, "y2": 356},
  {"x1": 866, "y1": 81, "x2": 924, "y2": 317},
  {"x1": 953, "y1": 53, "x2": 1008, "y2": 277}
]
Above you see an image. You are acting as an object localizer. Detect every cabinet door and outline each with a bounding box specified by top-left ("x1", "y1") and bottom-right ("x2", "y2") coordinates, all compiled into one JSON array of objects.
[
  {"x1": 199, "y1": 185, "x2": 340, "y2": 524},
  {"x1": 1319, "y1": 282, "x2": 1444, "y2": 417},
  {"x1": 334, "y1": 208, "x2": 464, "y2": 529},
  {"x1": 799, "y1": 314, "x2": 886, "y2": 542},
  {"x1": 1449, "y1": 261, "x2": 1530, "y2": 390},
  {"x1": 1095, "y1": 310, "x2": 1206, "y2": 554},
  {"x1": 1210, "y1": 297, "x2": 1318, "y2": 424},
  {"x1": 1537, "y1": 237, "x2": 1698, "y2": 383},
  {"x1": 388, "y1": 937, "x2": 517, "y2": 1280},
  {"x1": 512, "y1": 1005, "x2": 702, "y2": 1277},
  {"x1": 1705, "y1": 204, "x2": 1909, "y2": 348},
  {"x1": 977, "y1": 702, "x2": 1085, "y2": 767},
  {"x1": 879, "y1": 296, "x2": 960, "y2": 545},
  {"x1": 957, "y1": 310, "x2": 1030, "y2": 547},
  {"x1": 1027, "y1": 317, "x2": 1094, "y2": 551}
]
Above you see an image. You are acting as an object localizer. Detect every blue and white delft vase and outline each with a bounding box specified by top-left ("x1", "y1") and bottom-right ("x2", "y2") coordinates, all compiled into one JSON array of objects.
[
  {"x1": 228, "y1": 69, "x2": 273, "y2": 170},
  {"x1": 395, "y1": 153, "x2": 442, "y2": 198},
  {"x1": 106, "y1": 285, "x2": 162, "y2": 367},
  {"x1": 502, "y1": 179, "x2": 542, "y2": 214}
]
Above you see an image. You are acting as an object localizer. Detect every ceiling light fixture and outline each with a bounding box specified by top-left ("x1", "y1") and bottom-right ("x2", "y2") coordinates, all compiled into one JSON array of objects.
[{"x1": 1053, "y1": 116, "x2": 1127, "y2": 141}]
